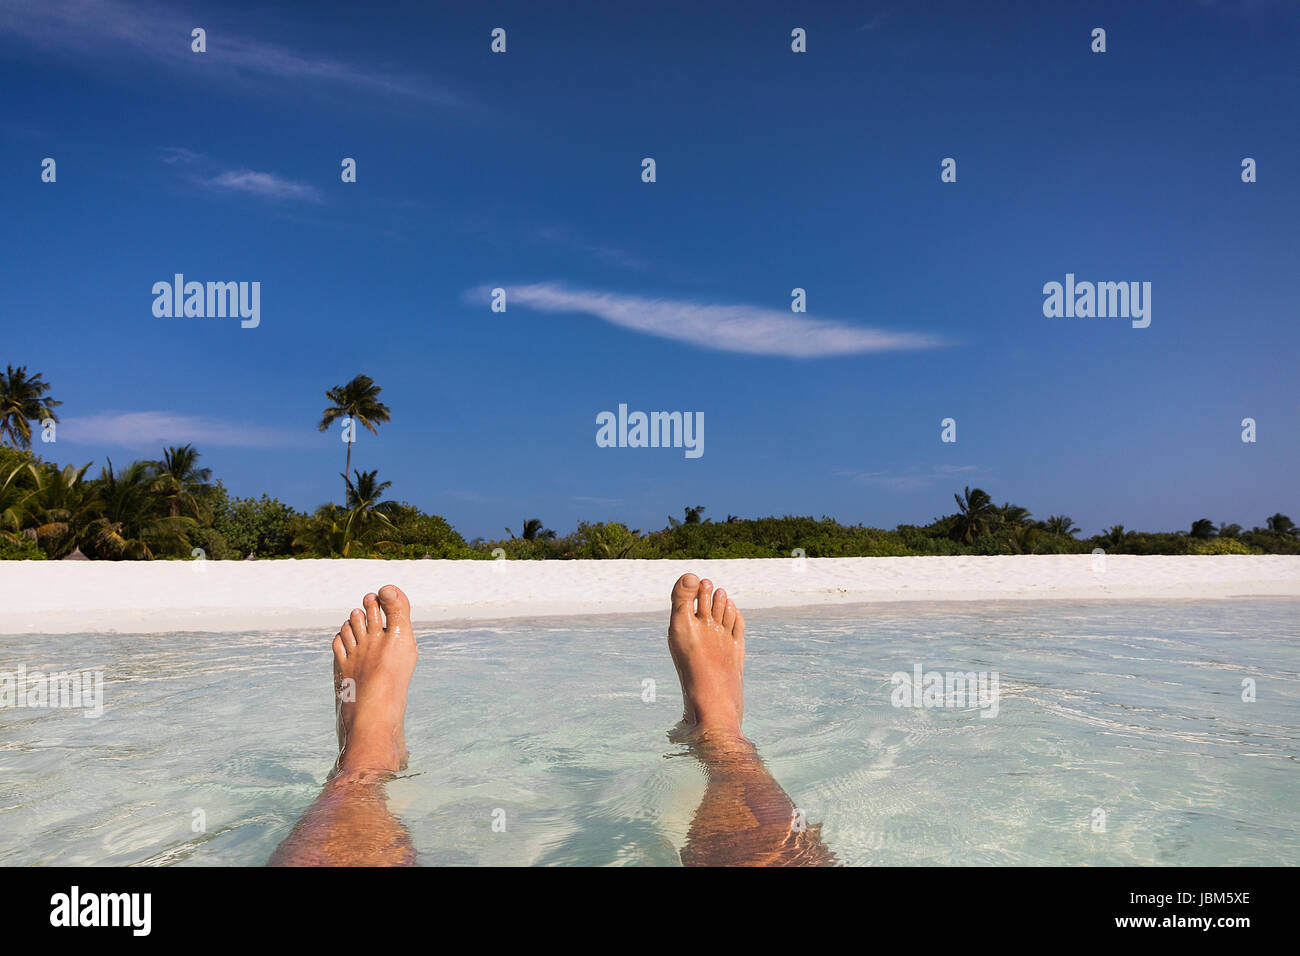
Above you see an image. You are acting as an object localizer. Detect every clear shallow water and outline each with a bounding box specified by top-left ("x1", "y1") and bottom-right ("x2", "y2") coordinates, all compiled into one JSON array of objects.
[{"x1": 1, "y1": 599, "x2": 1296, "y2": 866}]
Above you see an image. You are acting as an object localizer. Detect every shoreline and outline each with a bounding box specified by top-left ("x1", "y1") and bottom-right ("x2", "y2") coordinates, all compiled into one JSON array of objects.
[{"x1": 4, "y1": 554, "x2": 1300, "y2": 635}]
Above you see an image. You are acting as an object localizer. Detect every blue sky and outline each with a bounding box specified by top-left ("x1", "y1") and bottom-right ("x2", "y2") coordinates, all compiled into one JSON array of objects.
[{"x1": 2, "y1": 0, "x2": 1297, "y2": 540}]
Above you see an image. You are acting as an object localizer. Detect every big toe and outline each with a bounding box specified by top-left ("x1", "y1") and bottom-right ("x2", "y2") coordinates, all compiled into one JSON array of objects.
[
  {"x1": 671, "y1": 573, "x2": 700, "y2": 625},
  {"x1": 378, "y1": 585, "x2": 412, "y2": 636},
  {"x1": 672, "y1": 573, "x2": 700, "y2": 606}
]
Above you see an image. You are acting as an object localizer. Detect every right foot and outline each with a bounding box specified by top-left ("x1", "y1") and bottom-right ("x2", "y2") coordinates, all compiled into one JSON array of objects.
[
  {"x1": 331, "y1": 585, "x2": 417, "y2": 774},
  {"x1": 667, "y1": 573, "x2": 746, "y2": 741}
]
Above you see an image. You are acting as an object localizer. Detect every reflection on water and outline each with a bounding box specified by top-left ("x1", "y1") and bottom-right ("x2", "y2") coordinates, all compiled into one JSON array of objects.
[{"x1": 0, "y1": 599, "x2": 1296, "y2": 865}]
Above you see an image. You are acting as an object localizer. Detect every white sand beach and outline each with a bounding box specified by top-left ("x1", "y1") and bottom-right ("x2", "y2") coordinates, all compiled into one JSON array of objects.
[{"x1": 5, "y1": 554, "x2": 1299, "y2": 635}]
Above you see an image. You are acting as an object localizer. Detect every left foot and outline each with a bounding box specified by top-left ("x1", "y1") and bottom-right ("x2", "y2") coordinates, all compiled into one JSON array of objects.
[
  {"x1": 667, "y1": 573, "x2": 746, "y2": 741},
  {"x1": 332, "y1": 585, "x2": 417, "y2": 774}
]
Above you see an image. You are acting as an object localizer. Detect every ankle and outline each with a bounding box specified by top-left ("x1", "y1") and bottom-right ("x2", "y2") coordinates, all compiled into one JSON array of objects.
[{"x1": 338, "y1": 730, "x2": 402, "y2": 773}]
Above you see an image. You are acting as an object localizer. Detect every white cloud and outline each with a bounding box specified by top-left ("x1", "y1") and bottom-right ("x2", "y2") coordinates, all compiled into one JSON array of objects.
[
  {"x1": 58, "y1": 411, "x2": 310, "y2": 451},
  {"x1": 160, "y1": 146, "x2": 202, "y2": 165},
  {"x1": 467, "y1": 282, "x2": 945, "y2": 358},
  {"x1": 0, "y1": 0, "x2": 463, "y2": 105},
  {"x1": 208, "y1": 169, "x2": 321, "y2": 202},
  {"x1": 156, "y1": 148, "x2": 320, "y2": 204}
]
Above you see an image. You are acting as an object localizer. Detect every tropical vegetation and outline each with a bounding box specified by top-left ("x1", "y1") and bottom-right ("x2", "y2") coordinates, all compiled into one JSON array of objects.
[{"x1": 2, "y1": 368, "x2": 1295, "y2": 560}]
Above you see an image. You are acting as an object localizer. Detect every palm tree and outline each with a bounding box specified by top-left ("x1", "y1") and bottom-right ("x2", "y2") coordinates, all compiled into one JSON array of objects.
[
  {"x1": 951, "y1": 487, "x2": 998, "y2": 544},
  {"x1": 1218, "y1": 522, "x2": 1242, "y2": 539},
  {"x1": 288, "y1": 505, "x2": 340, "y2": 557},
  {"x1": 1189, "y1": 518, "x2": 1217, "y2": 540},
  {"x1": 1042, "y1": 515, "x2": 1079, "y2": 537},
  {"x1": 667, "y1": 505, "x2": 706, "y2": 529},
  {"x1": 318, "y1": 375, "x2": 391, "y2": 500},
  {"x1": 989, "y1": 502, "x2": 1033, "y2": 552},
  {"x1": 85, "y1": 459, "x2": 193, "y2": 559},
  {"x1": 150, "y1": 444, "x2": 212, "y2": 518},
  {"x1": 1100, "y1": 525, "x2": 1127, "y2": 549},
  {"x1": 0, "y1": 462, "x2": 33, "y2": 542},
  {"x1": 21, "y1": 462, "x2": 98, "y2": 558},
  {"x1": 518, "y1": 519, "x2": 556, "y2": 541},
  {"x1": 343, "y1": 468, "x2": 392, "y2": 509},
  {"x1": 0, "y1": 365, "x2": 62, "y2": 449},
  {"x1": 1007, "y1": 521, "x2": 1041, "y2": 555},
  {"x1": 338, "y1": 469, "x2": 397, "y2": 556},
  {"x1": 999, "y1": 503, "x2": 1032, "y2": 526},
  {"x1": 1265, "y1": 513, "x2": 1297, "y2": 538}
]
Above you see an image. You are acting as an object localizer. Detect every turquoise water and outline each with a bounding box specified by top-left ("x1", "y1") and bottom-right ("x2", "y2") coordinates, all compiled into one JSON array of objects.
[{"x1": 1, "y1": 599, "x2": 1296, "y2": 865}]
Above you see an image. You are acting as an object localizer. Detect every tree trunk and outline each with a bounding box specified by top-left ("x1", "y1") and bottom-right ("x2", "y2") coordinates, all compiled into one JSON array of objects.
[{"x1": 344, "y1": 434, "x2": 353, "y2": 503}]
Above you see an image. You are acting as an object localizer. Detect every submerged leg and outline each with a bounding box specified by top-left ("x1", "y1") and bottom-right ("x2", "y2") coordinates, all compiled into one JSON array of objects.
[
  {"x1": 269, "y1": 585, "x2": 418, "y2": 867},
  {"x1": 667, "y1": 573, "x2": 835, "y2": 866}
]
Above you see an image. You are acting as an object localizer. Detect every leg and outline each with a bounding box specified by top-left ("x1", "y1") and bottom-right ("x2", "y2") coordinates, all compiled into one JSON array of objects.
[
  {"x1": 269, "y1": 585, "x2": 418, "y2": 867},
  {"x1": 668, "y1": 573, "x2": 835, "y2": 866}
]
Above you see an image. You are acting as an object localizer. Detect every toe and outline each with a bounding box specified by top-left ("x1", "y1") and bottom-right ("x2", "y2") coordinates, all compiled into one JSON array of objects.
[
  {"x1": 333, "y1": 634, "x2": 347, "y2": 663},
  {"x1": 340, "y1": 621, "x2": 358, "y2": 649},
  {"x1": 711, "y1": 586, "x2": 728, "y2": 622},
  {"x1": 696, "y1": 579, "x2": 714, "y2": 620},
  {"x1": 733, "y1": 606, "x2": 745, "y2": 644},
  {"x1": 722, "y1": 600, "x2": 737, "y2": 632},
  {"x1": 349, "y1": 609, "x2": 367, "y2": 644},
  {"x1": 363, "y1": 593, "x2": 383, "y2": 637},
  {"x1": 671, "y1": 573, "x2": 699, "y2": 626},
  {"x1": 377, "y1": 584, "x2": 412, "y2": 638}
]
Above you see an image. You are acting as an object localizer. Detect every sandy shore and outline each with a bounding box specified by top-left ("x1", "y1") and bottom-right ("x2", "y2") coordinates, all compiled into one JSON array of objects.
[{"x1": 3, "y1": 554, "x2": 1299, "y2": 635}]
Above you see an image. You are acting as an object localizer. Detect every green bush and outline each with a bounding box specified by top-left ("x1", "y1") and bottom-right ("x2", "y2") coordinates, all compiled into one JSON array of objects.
[
  {"x1": 1189, "y1": 537, "x2": 1261, "y2": 555},
  {"x1": 570, "y1": 521, "x2": 644, "y2": 559},
  {"x1": 1240, "y1": 531, "x2": 1300, "y2": 555},
  {"x1": 5, "y1": 443, "x2": 1299, "y2": 561},
  {"x1": 383, "y1": 503, "x2": 476, "y2": 558},
  {"x1": 0, "y1": 536, "x2": 46, "y2": 560},
  {"x1": 484, "y1": 537, "x2": 562, "y2": 560},
  {"x1": 213, "y1": 492, "x2": 299, "y2": 557},
  {"x1": 188, "y1": 526, "x2": 234, "y2": 561}
]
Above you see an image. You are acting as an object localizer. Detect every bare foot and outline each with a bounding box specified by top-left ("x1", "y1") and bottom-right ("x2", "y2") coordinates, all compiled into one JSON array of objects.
[
  {"x1": 332, "y1": 585, "x2": 417, "y2": 774},
  {"x1": 667, "y1": 573, "x2": 745, "y2": 741}
]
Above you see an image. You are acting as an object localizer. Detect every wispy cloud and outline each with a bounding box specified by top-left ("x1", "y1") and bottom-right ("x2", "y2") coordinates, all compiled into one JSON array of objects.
[
  {"x1": 839, "y1": 464, "x2": 979, "y2": 491},
  {"x1": 58, "y1": 412, "x2": 311, "y2": 451},
  {"x1": 208, "y1": 169, "x2": 321, "y2": 202},
  {"x1": 537, "y1": 227, "x2": 648, "y2": 271},
  {"x1": 159, "y1": 147, "x2": 321, "y2": 204},
  {"x1": 0, "y1": 0, "x2": 463, "y2": 105},
  {"x1": 160, "y1": 146, "x2": 202, "y2": 165},
  {"x1": 465, "y1": 283, "x2": 945, "y2": 358}
]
